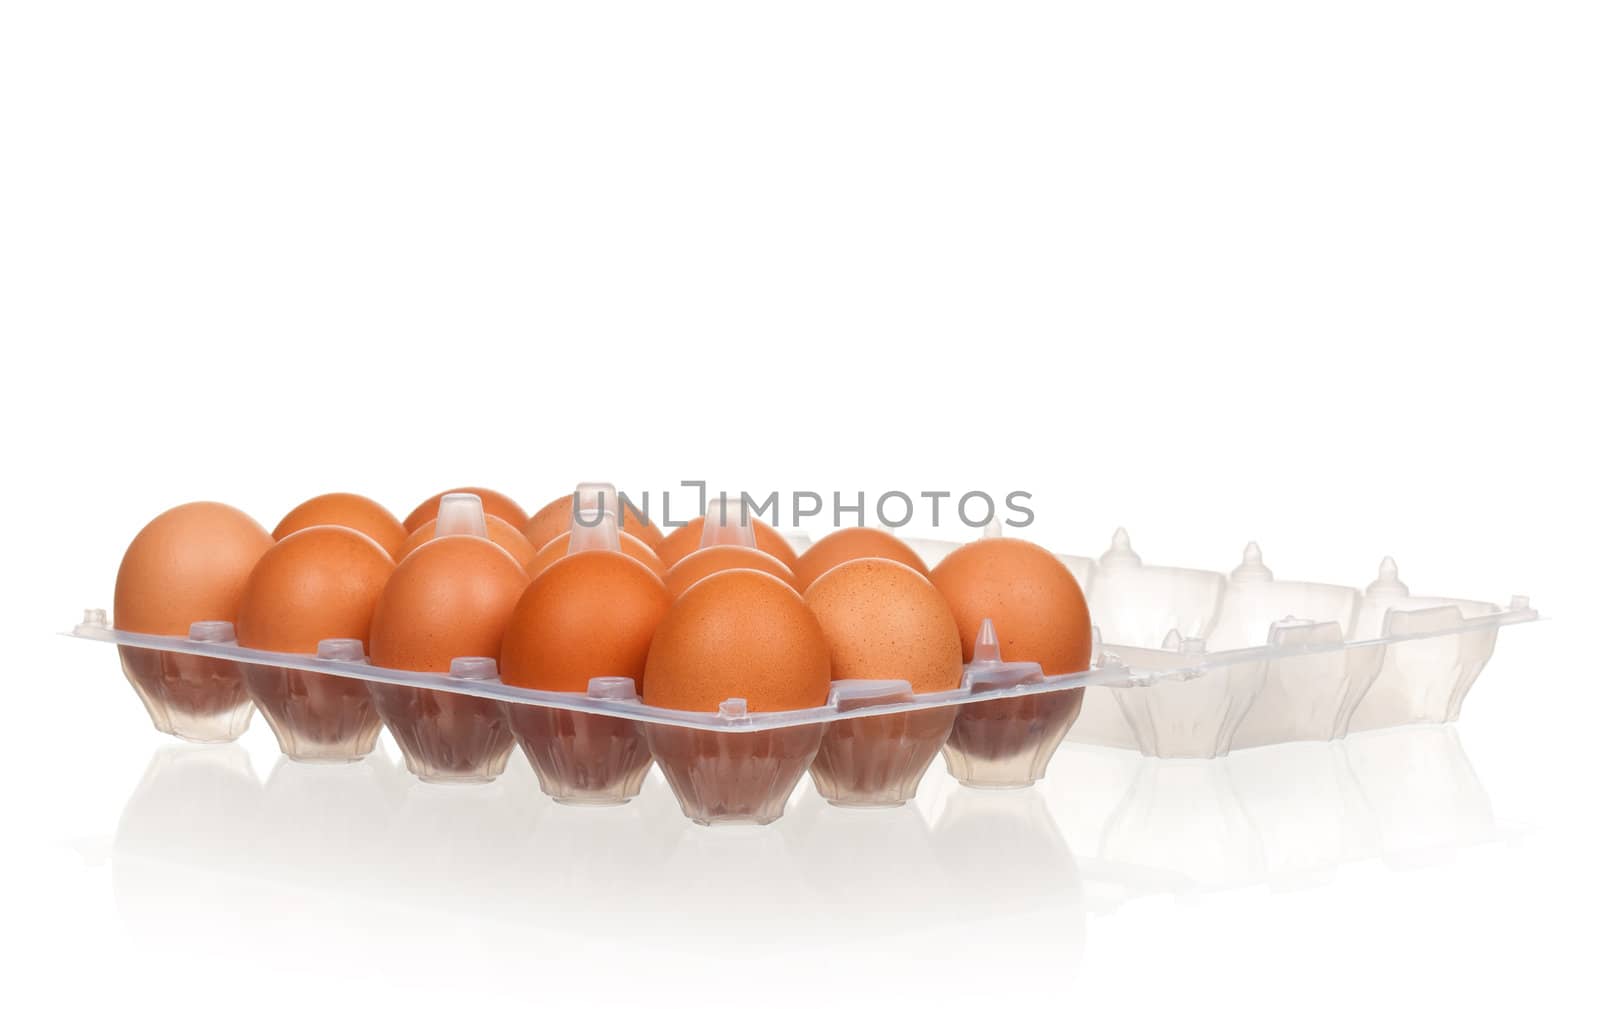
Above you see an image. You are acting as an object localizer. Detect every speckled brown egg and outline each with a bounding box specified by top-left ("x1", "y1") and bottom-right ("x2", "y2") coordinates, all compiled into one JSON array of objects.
[
  {"x1": 235, "y1": 526, "x2": 395, "y2": 653},
  {"x1": 655, "y1": 515, "x2": 801, "y2": 571},
  {"x1": 523, "y1": 493, "x2": 665, "y2": 553},
  {"x1": 793, "y1": 527, "x2": 930, "y2": 590},
  {"x1": 500, "y1": 552, "x2": 670, "y2": 692},
  {"x1": 399, "y1": 513, "x2": 538, "y2": 571},
  {"x1": 114, "y1": 502, "x2": 275, "y2": 635},
  {"x1": 368, "y1": 536, "x2": 530, "y2": 672},
  {"x1": 804, "y1": 557, "x2": 962, "y2": 692},
  {"x1": 403, "y1": 488, "x2": 528, "y2": 533},
  {"x1": 524, "y1": 529, "x2": 665, "y2": 581},
  {"x1": 644, "y1": 569, "x2": 831, "y2": 712},
  {"x1": 664, "y1": 544, "x2": 798, "y2": 598},
  {"x1": 929, "y1": 538, "x2": 1092, "y2": 676},
  {"x1": 272, "y1": 493, "x2": 408, "y2": 560}
]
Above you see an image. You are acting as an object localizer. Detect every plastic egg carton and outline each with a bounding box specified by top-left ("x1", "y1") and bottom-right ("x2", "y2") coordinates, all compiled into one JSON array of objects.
[
  {"x1": 75, "y1": 609, "x2": 1138, "y2": 825},
  {"x1": 906, "y1": 529, "x2": 1533, "y2": 760},
  {"x1": 73, "y1": 528, "x2": 1537, "y2": 826}
]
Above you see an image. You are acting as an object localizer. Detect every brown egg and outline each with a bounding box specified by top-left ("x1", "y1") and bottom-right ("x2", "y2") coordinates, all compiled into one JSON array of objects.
[
  {"x1": 369, "y1": 536, "x2": 530, "y2": 672},
  {"x1": 114, "y1": 502, "x2": 275, "y2": 635},
  {"x1": 664, "y1": 544, "x2": 798, "y2": 598},
  {"x1": 804, "y1": 558, "x2": 963, "y2": 692},
  {"x1": 793, "y1": 527, "x2": 930, "y2": 589},
  {"x1": 524, "y1": 494, "x2": 665, "y2": 552},
  {"x1": 235, "y1": 526, "x2": 395, "y2": 653},
  {"x1": 500, "y1": 552, "x2": 670, "y2": 692},
  {"x1": 273, "y1": 492, "x2": 407, "y2": 560},
  {"x1": 656, "y1": 515, "x2": 801, "y2": 570},
  {"x1": 644, "y1": 569, "x2": 831, "y2": 712},
  {"x1": 929, "y1": 538, "x2": 1092, "y2": 676},
  {"x1": 403, "y1": 488, "x2": 528, "y2": 533},
  {"x1": 525, "y1": 529, "x2": 665, "y2": 581},
  {"x1": 400, "y1": 513, "x2": 537, "y2": 571}
]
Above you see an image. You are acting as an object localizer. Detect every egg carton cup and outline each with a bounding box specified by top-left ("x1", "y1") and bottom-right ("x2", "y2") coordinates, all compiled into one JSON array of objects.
[
  {"x1": 241, "y1": 639, "x2": 384, "y2": 763},
  {"x1": 116, "y1": 621, "x2": 254, "y2": 743},
  {"x1": 505, "y1": 678, "x2": 655, "y2": 807},
  {"x1": 810, "y1": 690, "x2": 958, "y2": 808},
  {"x1": 368, "y1": 658, "x2": 518, "y2": 785}
]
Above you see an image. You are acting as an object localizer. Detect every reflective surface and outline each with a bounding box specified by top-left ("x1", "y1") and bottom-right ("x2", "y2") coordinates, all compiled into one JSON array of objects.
[
  {"x1": 22, "y1": 632, "x2": 1587, "y2": 1007},
  {"x1": 106, "y1": 724, "x2": 1503, "y2": 932}
]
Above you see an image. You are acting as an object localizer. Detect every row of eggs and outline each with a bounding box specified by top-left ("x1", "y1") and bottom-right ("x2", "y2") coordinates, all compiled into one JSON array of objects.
[{"x1": 113, "y1": 487, "x2": 1095, "y2": 712}]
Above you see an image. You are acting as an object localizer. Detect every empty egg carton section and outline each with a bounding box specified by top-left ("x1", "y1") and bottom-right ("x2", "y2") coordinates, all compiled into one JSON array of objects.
[{"x1": 1046, "y1": 531, "x2": 1535, "y2": 759}]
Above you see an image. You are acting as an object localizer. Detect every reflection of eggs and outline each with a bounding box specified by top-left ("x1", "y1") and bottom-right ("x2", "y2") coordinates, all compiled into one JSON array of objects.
[
  {"x1": 929, "y1": 538, "x2": 1092, "y2": 675},
  {"x1": 656, "y1": 516, "x2": 800, "y2": 570},
  {"x1": 793, "y1": 527, "x2": 929, "y2": 590},
  {"x1": 664, "y1": 544, "x2": 798, "y2": 598},
  {"x1": 114, "y1": 502, "x2": 274, "y2": 634},
  {"x1": 272, "y1": 493, "x2": 407, "y2": 560},
  {"x1": 524, "y1": 494, "x2": 665, "y2": 552},
  {"x1": 804, "y1": 558, "x2": 962, "y2": 692},
  {"x1": 644, "y1": 570, "x2": 831, "y2": 712},
  {"x1": 399, "y1": 514, "x2": 537, "y2": 571},
  {"x1": 235, "y1": 526, "x2": 395, "y2": 653},
  {"x1": 403, "y1": 488, "x2": 527, "y2": 533},
  {"x1": 500, "y1": 552, "x2": 670, "y2": 692},
  {"x1": 369, "y1": 537, "x2": 529, "y2": 672}
]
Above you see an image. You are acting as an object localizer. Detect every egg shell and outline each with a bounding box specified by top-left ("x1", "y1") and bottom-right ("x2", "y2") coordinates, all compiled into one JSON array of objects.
[
  {"x1": 793, "y1": 527, "x2": 930, "y2": 589},
  {"x1": 368, "y1": 536, "x2": 530, "y2": 673},
  {"x1": 664, "y1": 544, "x2": 798, "y2": 598},
  {"x1": 403, "y1": 487, "x2": 528, "y2": 533},
  {"x1": 655, "y1": 515, "x2": 801, "y2": 571},
  {"x1": 804, "y1": 557, "x2": 963, "y2": 693},
  {"x1": 644, "y1": 569, "x2": 831, "y2": 713},
  {"x1": 400, "y1": 513, "x2": 538, "y2": 571},
  {"x1": 525, "y1": 529, "x2": 665, "y2": 581},
  {"x1": 114, "y1": 502, "x2": 275, "y2": 635},
  {"x1": 273, "y1": 492, "x2": 408, "y2": 560},
  {"x1": 524, "y1": 493, "x2": 665, "y2": 552},
  {"x1": 500, "y1": 552, "x2": 670, "y2": 692},
  {"x1": 929, "y1": 538, "x2": 1092, "y2": 676},
  {"x1": 235, "y1": 526, "x2": 395, "y2": 653}
]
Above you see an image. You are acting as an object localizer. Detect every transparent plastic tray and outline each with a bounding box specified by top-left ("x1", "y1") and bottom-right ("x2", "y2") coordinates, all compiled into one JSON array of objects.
[
  {"x1": 1033, "y1": 531, "x2": 1538, "y2": 759},
  {"x1": 72, "y1": 527, "x2": 1537, "y2": 826}
]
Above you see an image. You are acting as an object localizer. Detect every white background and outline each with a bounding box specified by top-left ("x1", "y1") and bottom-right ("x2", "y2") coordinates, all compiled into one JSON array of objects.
[{"x1": 1, "y1": 2, "x2": 1595, "y2": 1006}]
